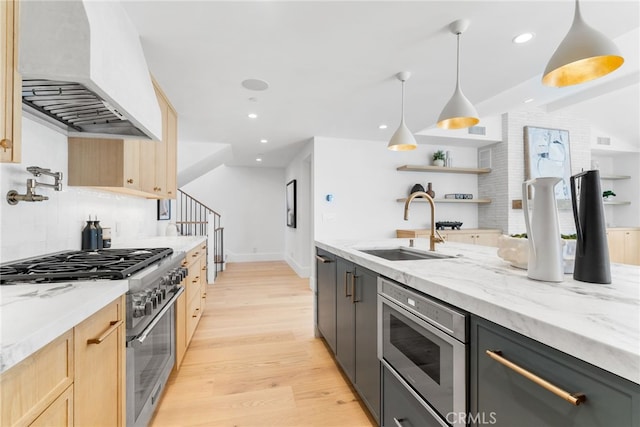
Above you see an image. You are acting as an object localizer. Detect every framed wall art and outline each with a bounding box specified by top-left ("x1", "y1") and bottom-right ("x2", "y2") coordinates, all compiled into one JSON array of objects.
[
  {"x1": 157, "y1": 199, "x2": 171, "y2": 220},
  {"x1": 524, "y1": 126, "x2": 572, "y2": 205},
  {"x1": 286, "y1": 179, "x2": 297, "y2": 228}
]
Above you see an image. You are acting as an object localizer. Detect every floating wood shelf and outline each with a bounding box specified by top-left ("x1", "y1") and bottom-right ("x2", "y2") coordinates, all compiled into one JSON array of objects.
[
  {"x1": 397, "y1": 198, "x2": 491, "y2": 204},
  {"x1": 600, "y1": 175, "x2": 631, "y2": 180},
  {"x1": 397, "y1": 165, "x2": 492, "y2": 174},
  {"x1": 603, "y1": 200, "x2": 631, "y2": 205}
]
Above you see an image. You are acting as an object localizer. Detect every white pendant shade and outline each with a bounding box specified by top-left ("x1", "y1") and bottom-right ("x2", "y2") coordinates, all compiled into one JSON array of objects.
[
  {"x1": 437, "y1": 19, "x2": 479, "y2": 130},
  {"x1": 437, "y1": 85, "x2": 479, "y2": 130},
  {"x1": 542, "y1": 0, "x2": 624, "y2": 87},
  {"x1": 388, "y1": 118, "x2": 417, "y2": 151},
  {"x1": 388, "y1": 71, "x2": 417, "y2": 151}
]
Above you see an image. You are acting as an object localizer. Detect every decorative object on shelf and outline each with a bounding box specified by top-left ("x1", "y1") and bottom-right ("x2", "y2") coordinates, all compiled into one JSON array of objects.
[
  {"x1": 522, "y1": 177, "x2": 564, "y2": 282},
  {"x1": 157, "y1": 199, "x2": 171, "y2": 220},
  {"x1": 524, "y1": 126, "x2": 572, "y2": 208},
  {"x1": 445, "y1": 193, "x2": 473, "y2": 199},
  {"x1": 436, "y1": 221, "x2": 463, "y2": 230},
  {"x1": 570, "y1": 170, "x2": 611, "y2": 284},
  {"x1": 387, "y1": 71, "x2": 417, "y2": 151},
  {"x1": 410, "y1": 183, "x2": 425, "y2": 195},
  {"x1": 602, "y1": 190, "x2": 616, "y2": 201},
  {"x1": 542, "y1": 0, "x2": 624, "y2": 87},
  {"x1": 286, "y1": 179, "x2": 297, "y2": 228},
  {"x1": 437, "y1": 19, "x2": 479, "y2": 130},
  {"x1": 445, "y1": 150, "x2": 453, "y2": 167},
  {"x1": 426, "y1": 182, "x2": 435, "y2": 198},
  {"x1": 432, "y1": 150, "x2": 446, "y2": 167}
]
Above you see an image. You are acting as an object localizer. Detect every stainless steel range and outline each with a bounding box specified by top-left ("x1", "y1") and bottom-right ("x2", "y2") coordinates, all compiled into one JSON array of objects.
[{"x1": 0, "y1": 247, "x2": 187, "y2": 427}]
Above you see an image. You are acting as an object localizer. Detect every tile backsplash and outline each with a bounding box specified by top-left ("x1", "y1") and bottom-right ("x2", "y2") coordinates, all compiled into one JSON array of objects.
[{"x1": 0, "y1": 117, "x2": 159, "y2": 263}]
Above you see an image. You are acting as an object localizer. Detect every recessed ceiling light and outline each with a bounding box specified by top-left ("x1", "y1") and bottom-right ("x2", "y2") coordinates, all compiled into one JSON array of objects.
[
  {"x1": 524, "y1": 98, "x2": 534, "y2": 104},
  {"x1": 260, "y1": 139, "x2": 268, "y2": 144},
  {"x1": 513, "y1": 32, "x2": 534, "y2": 44},
  {"x1": 256, "y1": 156, "x2": 263, "y2": 162},
  {"x1": 241, "y1": 79, "x2": 269, "y2": 91},
  {"x1": 248, "y1": 113, "x2": 258, "y2": 119},
  {"x1": 378, "y1": 124, "x2": 388, "y2": 130}
]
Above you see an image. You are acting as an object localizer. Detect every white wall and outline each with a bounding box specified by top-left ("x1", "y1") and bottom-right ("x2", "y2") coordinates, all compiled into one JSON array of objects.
[
  {"x1": 592, "y1": 152, "x2": 640, "y2": 227},
  {"x1": 284, "y1": 141, "x2": 313, "y2": 278},
  {"x1": 0, "y1": 118, "x2": 158, "y2": 263},
  {"x1": 182, "y1": 165, "x2": 285, "y2": 262},
  {"x1": 313, "y1": 137, "x2": 482, "y2": 241}
]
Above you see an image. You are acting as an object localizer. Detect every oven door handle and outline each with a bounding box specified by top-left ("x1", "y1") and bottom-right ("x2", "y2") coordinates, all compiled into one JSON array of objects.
[{"x1": 127, "y1": 286, "x2": 184, "y2": 348}]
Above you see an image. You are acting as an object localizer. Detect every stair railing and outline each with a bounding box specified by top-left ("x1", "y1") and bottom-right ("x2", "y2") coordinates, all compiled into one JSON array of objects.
[{"x1": 176, "y1": 189, "x2": 224, "y2": 280}]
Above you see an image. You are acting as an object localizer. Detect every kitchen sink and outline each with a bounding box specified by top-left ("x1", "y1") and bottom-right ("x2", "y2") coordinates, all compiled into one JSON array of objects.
[{"x1": 358, "y1": 248, "x2": 454, "y2": 261}]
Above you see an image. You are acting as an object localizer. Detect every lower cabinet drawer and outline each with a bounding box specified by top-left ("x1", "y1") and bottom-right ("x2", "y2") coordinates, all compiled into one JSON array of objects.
[
  {"x1": 186, "y1": 293, "x2": 202, "y2": 342},
  {"x1": 30, "y1": 385, "x2": 73, "y2": 427},
  {"x1": 471, "y1": 317, "x2": 640, "y2": 427},
  {"x1": 382, "y1": 366, "x2": 446, "y2": 427}
]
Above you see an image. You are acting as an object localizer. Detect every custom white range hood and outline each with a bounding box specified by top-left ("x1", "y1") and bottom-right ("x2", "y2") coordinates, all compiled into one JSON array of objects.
[{"x1": 19, "y1": 0, "x2": 161, "y2": 141}]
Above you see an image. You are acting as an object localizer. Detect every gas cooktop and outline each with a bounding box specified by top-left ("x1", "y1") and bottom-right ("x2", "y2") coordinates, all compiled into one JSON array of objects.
[{"x1": 0, "y1": 247, "x2": 174, "y2": 284}]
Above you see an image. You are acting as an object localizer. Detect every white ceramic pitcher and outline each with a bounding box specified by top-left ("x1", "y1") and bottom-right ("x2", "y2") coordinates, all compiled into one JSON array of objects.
[{"x1": 522, "y1": 177, "x2": 564, "y2": 282}]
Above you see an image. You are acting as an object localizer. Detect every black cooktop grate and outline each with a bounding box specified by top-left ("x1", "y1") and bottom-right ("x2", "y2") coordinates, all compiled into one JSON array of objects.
[{"x1": 0, "y1": 248, "x2": 173, "y2": 284}]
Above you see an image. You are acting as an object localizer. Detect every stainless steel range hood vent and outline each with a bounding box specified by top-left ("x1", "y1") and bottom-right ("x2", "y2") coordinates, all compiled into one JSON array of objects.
[
  {"x1": 22, "y1": 80, "x2": 149, "y2": 138},
  {"x1": 19, "y1": 1, "x2": 161, "y2": 140}
]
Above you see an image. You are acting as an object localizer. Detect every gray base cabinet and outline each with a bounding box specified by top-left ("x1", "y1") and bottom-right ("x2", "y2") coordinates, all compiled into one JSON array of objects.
[
  {"x1": 316, "y1": 248, "x2": 337, "y2": 353},
  {"x1": 470, "y1": 316, "x2": 640, "y2": 427},
  {"x1": 335, "y1": 256, "x2": 381, "y2": 423}
]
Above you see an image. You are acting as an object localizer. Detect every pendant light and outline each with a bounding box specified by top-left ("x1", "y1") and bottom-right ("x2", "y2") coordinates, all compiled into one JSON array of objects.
[
  {"x1": 543, "y1": 0, "x2": 624, "y2": 87},
  {"x1": 387, "y1": 71, "x2": 417, "y2": 151},
  {"x1": 437, "y1": 19, "x2": 479, "y2": 130}
]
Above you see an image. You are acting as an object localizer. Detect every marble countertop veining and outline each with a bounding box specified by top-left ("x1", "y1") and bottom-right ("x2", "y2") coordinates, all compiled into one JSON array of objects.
[
  {"x1": 316, "y1": 238, "x2": 640, "y2": 384},
  {"x1": 0, "y1": 280, "x2": 128, "y2": 374},
  {"x1": 111, "y1": 235, "x2": 206, "y2": 254}
]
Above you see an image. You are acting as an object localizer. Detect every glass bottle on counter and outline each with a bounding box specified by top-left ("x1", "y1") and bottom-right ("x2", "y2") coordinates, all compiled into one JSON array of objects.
[
  {"x1": 94, "y1": 216, "x2": 104, "y2": 249},
  {"x1": 81, "y1": 216, "x2": 98, "y2": 250}
]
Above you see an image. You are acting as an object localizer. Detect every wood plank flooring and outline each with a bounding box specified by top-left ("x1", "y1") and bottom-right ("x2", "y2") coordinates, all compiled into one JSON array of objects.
[{"x1": 151, "y1": 261, "x2": 376, "y2": 427}]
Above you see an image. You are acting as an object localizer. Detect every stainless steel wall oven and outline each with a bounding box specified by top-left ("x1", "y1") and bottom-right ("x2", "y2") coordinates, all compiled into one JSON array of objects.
[{"x1": 378, "y1": 277, "x2": 468, "y2": 427}]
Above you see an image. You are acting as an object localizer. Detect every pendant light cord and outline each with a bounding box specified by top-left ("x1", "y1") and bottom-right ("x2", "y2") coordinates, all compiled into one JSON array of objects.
[
  {"x1": 401, "y1": 79, "x2": 405, "y2": 119},
  {"x1": 456, "y1": 32, "x2": 462, "y2": 89}
]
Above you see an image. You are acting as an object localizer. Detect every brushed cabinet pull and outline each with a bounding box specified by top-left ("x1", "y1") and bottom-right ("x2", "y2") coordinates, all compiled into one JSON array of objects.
[
  {"x1": 486, "y1": 350, "x2": 586, "y2": 406},
  {"x1": 87, "y1": 320, "x2": 122, "y2": 344},
  {"x1": 315, "y1": 255, "x2": 333, "y2": 263},
  {"x1": 351, "y1": 274, "x2": 360, "y2": 303},
  {"x1": 127, "y1": 179, "x2": 134, "y2": 184},
  {"x1": 0, "y1": 138, "x2": 11, "y2": 150},
  {"x1": 192, "y1": 308, "x2": 200, "y2": 318},
  {"x1": 344, "y1": 271, "x2": 352, "y2": 297}
]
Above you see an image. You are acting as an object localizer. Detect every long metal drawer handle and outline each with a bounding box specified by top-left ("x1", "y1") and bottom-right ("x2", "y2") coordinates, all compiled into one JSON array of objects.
[
  {"x1": 344, "y1": 271, "x2": 352, "y2": 297},
  {"x1": 87, "y1": 320, "x2": 123, "y2": 344},
  {"x1": 486, "y1": 350, "x2": 586, "y2": 406},
  {"x1": 315, "y1": 254, "x2": 332, "y2": 263},
  {"x1": 393, "y1": 417, "x2": 405, "y2": 427},
  {"x1": 351, "y1": 274, "x2": 360, "y2": 303}
]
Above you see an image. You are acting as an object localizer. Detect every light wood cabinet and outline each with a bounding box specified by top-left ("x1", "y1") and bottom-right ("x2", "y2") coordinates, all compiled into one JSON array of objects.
[
  {"x1": 607, "y1": 228, "x2": 640, "y2": 266},
  {"x1": 1, "y1": 0, "x2": 21, "y2": 163},
  {"x1": 68, "y1": 79, "x2": 177, "y2": 199},
  {"x1": 30, "y1": 385, "x2": 73, "y2": 427},
  {"x1": 397, "y1": 229, "x2": 502, "y2": 247},
  {"x1": 175, "y1": 242, "x2": 208, "y2": 371},
  {"x1": 0, "y1": 296, "x2": 125, "y2": 427},
  {"x1": 74, "y1": 296, "x2": 125, "y2": 427},
  {"x1": 0, "y1": 330, "x2": 73, "y2": 427}
]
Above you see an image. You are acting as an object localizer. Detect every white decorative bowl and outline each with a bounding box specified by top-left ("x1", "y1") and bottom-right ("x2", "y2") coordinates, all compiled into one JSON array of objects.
[{"x1": 497, "y1": 235, "x2": 576, "y2": 274}]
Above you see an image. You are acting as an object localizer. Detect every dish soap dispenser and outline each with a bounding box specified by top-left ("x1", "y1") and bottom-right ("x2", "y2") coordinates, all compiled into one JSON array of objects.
[{"x1": 81, "y1": 215, "x2": 98, "y2": 250}]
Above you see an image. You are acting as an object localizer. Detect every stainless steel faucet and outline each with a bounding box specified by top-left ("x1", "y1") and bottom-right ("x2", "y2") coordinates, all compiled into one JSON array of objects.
[
  {"x1": 6, "y1": 166, "x2": 63, "y2": 205},
  {"x1": 404, "y1": 191, "x2": 444, "y2": 251}
]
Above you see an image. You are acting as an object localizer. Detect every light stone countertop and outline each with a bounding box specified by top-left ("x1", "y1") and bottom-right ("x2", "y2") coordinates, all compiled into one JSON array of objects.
[
  {"x1": 111, "y1": 235, "x2": 206, "y2": 254},
  {"x1": 0, "y1": 280, "x2": 128, "y2": 374},
  {"x1": 0, "y1": 236, "x2": 205, "y2": 375},
  {"x1": 316, "y1": 238, "x2": 640, "y2": 385}
]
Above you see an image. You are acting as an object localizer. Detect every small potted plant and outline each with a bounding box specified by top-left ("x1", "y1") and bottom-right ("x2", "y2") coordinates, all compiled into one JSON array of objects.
[
  {"x1": 432, "y1": 150, "x2": 446, "y2": 167},
  {"x1": 602, "y1": 190, "x2": 616, "y2": 201}
]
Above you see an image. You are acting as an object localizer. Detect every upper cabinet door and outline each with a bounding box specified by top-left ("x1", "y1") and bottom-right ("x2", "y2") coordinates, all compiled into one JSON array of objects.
[{"x1": 1, "y1": 0, "x2": 21, "y2": 163}]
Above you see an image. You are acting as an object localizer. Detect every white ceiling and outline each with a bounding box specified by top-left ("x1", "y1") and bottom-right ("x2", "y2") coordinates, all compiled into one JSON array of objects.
[{"x1": 121, "y1": 0, "x2": 640, "y2": 167}]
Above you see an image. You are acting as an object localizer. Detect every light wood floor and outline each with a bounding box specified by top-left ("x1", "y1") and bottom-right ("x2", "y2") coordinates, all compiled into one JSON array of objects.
[{"x1": 151, "y1": 261, "x2": 376, "y2": 427}]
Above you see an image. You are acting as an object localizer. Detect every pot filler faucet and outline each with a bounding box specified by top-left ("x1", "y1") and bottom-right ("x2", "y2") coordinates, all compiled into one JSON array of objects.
[
  {"x1": 404, "y1": 191, "x2": 445, "y2": 251},
  {"x1": 6, "y1": 166, "x2": 63, "y2": 205}
]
